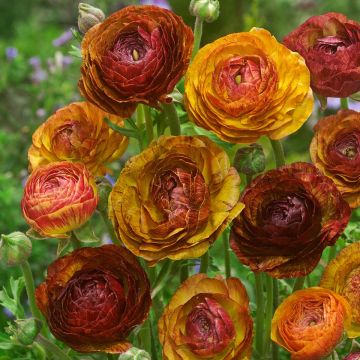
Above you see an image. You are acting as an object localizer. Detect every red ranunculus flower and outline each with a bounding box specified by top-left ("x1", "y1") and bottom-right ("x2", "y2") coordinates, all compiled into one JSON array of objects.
[
  {"x1": 35, "y1": 245, "x2": 151, "y2": 353},
  {"x1": 79, "y1": 5, "x2": 194, "y2": 116},
  {"x1": 284, "y1": 12, "x2": 360, "y2": 98},
  {"x1": 230, "y1": 162, "x2": 351, "y2": 278}
]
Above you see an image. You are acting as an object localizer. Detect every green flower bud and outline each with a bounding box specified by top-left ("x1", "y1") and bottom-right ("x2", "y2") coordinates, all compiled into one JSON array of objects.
[
  {"x1": 0, "y1": 232, "x2": 32, "y2": 267},
  {"x1": 189, "y1": 0, "x2": 220, "y2": 23},
  {"x1": 78, "y1": 3, "x2": 105, "y2": 34},
  {"x1": 96, "y1": 177, "x2": 113, "y2": 213},
  {"x1": 233, "y1": 143, "x2": 266, "y2": 176},
  {"x1": 6, "y1": 318, "x2": 42, "y2": 346},
  {"x1": 118, "y1": 347, "x2": 151, "y2": 360}
]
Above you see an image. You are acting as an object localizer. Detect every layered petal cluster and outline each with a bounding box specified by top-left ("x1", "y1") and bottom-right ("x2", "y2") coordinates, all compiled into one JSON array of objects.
[
  {"x1": 230, "y1": 162, "x2": 351, "y2": 278},
  {"x1": 79, "y1": 5, "x2": 193, "y2": 116},
  {"x1": 284, "y1": 12, "x2": 360, "y2": 98},
  {"x1": 158, "y1": 274, "x2": 253, "y2": 360},
  {"x1": 28, "y1": 102, "x2": 129, "y2": 176},
  {"x1": 109, "y1": 136, "x2": 244, "y2": 264},
  {"x1": 271, "y1": 287, "x2": 351, "y2": 360},
  {"x1": 21, "y1": 162, "x2": 98, "y2": 238},
  {"x1": 320, "y1": 242, "x2": 360, "y2": 337},
  {"x1": 310, "y1": 110, "x2": 360, "y2": 208},
  {"x1": 35, "y1": 245, "x2": 151, "y2": 353},
  {"x1": 184, "y1": 28, "x2": 313, "y2": 143}
]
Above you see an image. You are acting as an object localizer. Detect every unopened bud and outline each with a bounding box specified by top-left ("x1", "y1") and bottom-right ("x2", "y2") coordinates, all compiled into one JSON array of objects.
[
  {"x1": 96, "y1": 177, "x2": 113, "y2": 212},
  {"x1": 78, "y1": 3, "x2": 105, "y2": 34},
  {"x1": 233, "y1": 143, "x2": 266, "y2": 176},
  {"x1": 6, "y1": 318, "x2": 42, "y2": 346},
  {"x1": 118, "y1": 347, "x2": 151, "y2": 360},
  {"x1": 189, "y1": 0, "x2": 220, "y2": 23},
  {"x1": 0, "y1": 232, "x2": 32, "y2": 267}
]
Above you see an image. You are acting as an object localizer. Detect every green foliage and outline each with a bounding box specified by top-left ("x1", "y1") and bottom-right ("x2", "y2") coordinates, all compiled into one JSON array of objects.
[{"x1": 0, "y1": 277, "x2": 25, "y2": 319}]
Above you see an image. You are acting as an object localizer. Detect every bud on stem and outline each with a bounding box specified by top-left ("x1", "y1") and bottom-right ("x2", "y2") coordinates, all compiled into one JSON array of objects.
[
  {"x1": 0, "y1": 232, "x2": 32, "y2": 267},
  {"x1": 189, "y1": 0, "x2": 220, "y2": 23},
  {"x1": 78, "y1": 3, "x2": 105, "y2": 34}
]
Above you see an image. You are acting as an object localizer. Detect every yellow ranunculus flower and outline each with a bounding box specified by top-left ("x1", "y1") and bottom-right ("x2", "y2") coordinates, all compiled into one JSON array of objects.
[
  {"x1": 109, "y1": 136, "x2": 244, "y2": 264},
  {"x1": 28, "y1": 102, "x2": 129, "y2": 176},
  {"x1": 320, "y1": 242, "x2": 360, "y2": 338},
  {"x1": 184, "y1": 28, "x2": 314, "y2": 143}
]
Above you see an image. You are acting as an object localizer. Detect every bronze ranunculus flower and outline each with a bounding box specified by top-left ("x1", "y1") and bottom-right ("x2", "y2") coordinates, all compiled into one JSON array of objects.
[
  {"x1": 310, "y1": 110, "x2": 360, "y2": 208},
  {"x1": 230, "y1": 162, "x2": 351, "y2": 278},
  {"x1": 271, "y1": 287, "x2": 351, "y2": 360},
  {"x1": 79, "y1": 5, "x2": 194, "y2": 116},
  {"x1": 109, "y1": 136, "x2": 244, "y2": 264},
  {"x1": 158, "y1": 274, "x2": 253, "y2": 359},
  {"x1": 35, "y1": 245, "x2": 151, "y2": 353},
  {"x1": 284, "y1": 12, "x2": 360, "y2": 98}
]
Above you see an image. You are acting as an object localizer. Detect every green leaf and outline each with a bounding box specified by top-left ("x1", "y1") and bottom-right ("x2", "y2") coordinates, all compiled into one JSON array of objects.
[
  {"x1": 73, "y1": 221, "x2": 100, "y2": 244},
  {"x1": 104, "y1": 118, "x2": 139, "y2": 138},
  {"x1": 56, "y1": 238, "x2": 70, "y2": 257},
  {"x1": 26, "y1": 228, "x2": 48, "y2": 240},
  {"x1": 0, "y1": 277, "x2": 25, "y2": 318},
  {"x1": 69, "y1": 45, "x2": 82, "y2": 59},
  {"x1": 0, "y1": 333, "x2": 14, "y2": 350}
]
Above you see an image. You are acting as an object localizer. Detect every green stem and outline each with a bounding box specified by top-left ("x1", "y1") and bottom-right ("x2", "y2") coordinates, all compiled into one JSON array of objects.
[
  {"x1": 340, "y1": 98, "x2": 349, "y2": 110},
  {"x1": 264, "y1": 275, "x2": 274, "y2": 354},
  {"x1": 272, "y1": 280, "x2": 279, "y2": 360},
  {"x1": 269, "y1": 139, "x2": 286, "y2": 167},
  {"x1": 152, "y1": 259, "x2": 172, "y2": 298},
  {"x1": 136, "y1": 105, "x2": 145, "y2": 151},
  {"x1": 254, "y1": 272, "x2": 265, "y2": 356},
  {"x1": 223, "y1": 232, "x2": 231, "y2": 278},
  {"x1": 162, "y1": 103, "x2": 181, "y2": 136},
  {"x1": 143, "y1": 105, "x2": 154, "y2": 144},
  {"x1": 246, "y1": 174, "x2": 253, "y2": 185},
  {"x1": 192, "y1": 16, "x2": 204, "y2": 59},
  {"x1": 180, "y1": 261, "x2": 189, "y2": 283},
  {"x1": 99, "y1": 210, "x2": 122, "y2": 246},
  {"x1": 199, "y1": 251, "x2": 209, "y2": 273},
  {"x1": 70, "y1": 232, "x2": 81, "y2": 250},
  {"x1": 328, "y1": 245, "x2": 337, "y2": 264},
  {"x1": 292, "y1": 277, "x2": 306, "y2": 292},
  {"x1": 20, "y1": 262, "x2": 44, "y2": 323},
  {"x1": 36, "y1": 335, "x2": 71, "y2": 360}
]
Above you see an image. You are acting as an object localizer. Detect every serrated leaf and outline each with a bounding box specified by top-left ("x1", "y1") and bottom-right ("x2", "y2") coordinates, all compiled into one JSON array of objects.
[
  {"x1": 0, "y1": 333, "x2": 14, "y2": 350},
  {"x1": 169, "y1": 87, "x2": 184, "y2": 104},
  {"x1": 0, "y1": 277, "x2": 25, "y2": 318},
  {"x1": 26, "y1": 229, "x2": 48, "y2": 240},
  {"x1": 69, "y1": 45, "x2": 82, "y2": 59},
  {"x1": 73, "y1": 221, "x2": 100, "y2": 243},
  {"x1": 57, "y1": 238, "x2": 70, "y2": 257},
  {"x1": 104, "y1": 118, "x2": 139, "y2": 138},
  {"x1": 350, "y1": 91, "x2": 360, "y2": 102}
]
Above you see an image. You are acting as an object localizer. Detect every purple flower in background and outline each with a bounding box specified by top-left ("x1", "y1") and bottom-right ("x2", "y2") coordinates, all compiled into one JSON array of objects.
[
  {"x1": 52, "y1": 29, "x2": 73, "y2": 47},
  {"x1": 28, "y1": 56, "x2": 41, "y2": 69},
  {"x1": 140, "y1": 0, "x2": 171, "y2": 9},
  {"x1": 31, "y1": 68, "x2": 48, "y2": 84},
  {"x1": 36, "y1": 108, "x2": 46, "y2": 118},
  {"x1": 5, "y1": 47, "x2": 18, "y2": 60}
]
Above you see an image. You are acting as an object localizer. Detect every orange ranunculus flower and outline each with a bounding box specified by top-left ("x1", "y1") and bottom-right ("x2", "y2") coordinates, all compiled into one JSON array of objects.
[
  {"x1": 184, "y1": 28, "x2": 314, "y2": 144},
  {"x1": 109, "y1": 136, "x2": 244, "y2": 264},
  {"x1": 310, "y1": 110, "x2": 360, "y2": 208},
  {"x1": 79, "y1": 5, "x2": 193, "y2": 116},
  {"x1": 35, "y1": 245, "x2": 151, "y2": 353},
  {"x1": 271, "y1": 287, "x2": 351, "y2": 360},
  {"x1": 158, "y1": 274, "x2": 253, "y2": 360},
  {"x1": 320, "y1": 242, "x2": 360, "y2": 338},
  {"x1": 230, "y1": 163, "x2": 351, "y2": 278},
  {"x1": 28, "y1": 102, "x2": 129, "y2": 176},
  {"x1": 21, "y1": 162, "x2": 98, "y2": 238}
]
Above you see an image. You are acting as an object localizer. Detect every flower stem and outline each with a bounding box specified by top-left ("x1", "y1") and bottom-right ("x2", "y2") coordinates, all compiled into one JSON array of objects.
[
  {"x1": 263, "y1": 275, "x2": 274, "y2": 355},
  {"x1": 136, "y1": 105, "x2": 145, "y2": 151},
  {"x1": 246, "y1": 174, "x2": 253, "y2": 185},
  {"x1": 269, "y1": 139, "x2": 286, "y2": 167},
  {"x1": 143, "y1": 105, "x2": 154, "y2": 144},
  {"x1": 180, "y1": 261, "x2": 189, "y2": 282},
  {"x1": 162, "y1": 103, "x2": 181, "y2": 136},
  {"x1": 99, "y1": 209, "x2": 122, "y2": 246},
  {"x1": 328, "y1": 245, "x2": 337, "y2": 264},
  {"x1": 292, "y1": 277, "x2": 306, "y2": 292},
  {"x1": 151, "y1": 259, "x2": 172, "y2": 298},
  {"x1": 255, "y1": 272, "x2": 265, "y2": 356},
  {"x1": 36, "y1": 335, "x2": 71, "y2": 360},
  {"x1": 70, "y1": 232, "x2": 81, "y2": 249},
  {"x1": 340, "y1": 98, "x2": 349, "y2": 110},
  {"x1": 272, "y1": 280, "x2": 279, "y2": 360},
  {"x1": 192, "y1": 17, "x2": 203, "y2": 59},
  {"x1": 223, "y1": 231, "x2": 231, "y2": 278},
  {"x1": 199, "y1": 251, "x2": 209, "y2": 273}
]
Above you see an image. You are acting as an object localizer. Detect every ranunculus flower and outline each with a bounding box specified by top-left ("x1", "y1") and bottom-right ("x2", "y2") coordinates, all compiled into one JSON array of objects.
[
  {"x1": 284, "y1": 12, "x2": 360, "y2": 98},
  {"x1": 271, "y1": 287, "x2": 351, "y2": 360},
  {"x1": 79, "y1": 5, "x2": 193, "y2": 116},
  {"x1": 109, "y1": 136, "x2": 244, "y2": 264},
  {"x1": 184, "y1": 28, "x2": 313, "y2": 143},
  {"x1": 230, "y1": 162, "x2": 351, "y2": 278},
  {"x1": 158, "y1": 273, "x2": 253, "y2": 359},
  {"x1": 21, "y1": 162, "x2": 98, "y2": 238},
  {"x1": 310, "y1": 110, "x2": 360, "y2": 208},
  {"x1": 345, "y1": 352, "x2": 360, "y2": 360},
  {"x1": 35, "y1": 245, "x2": 151, "y2": 353},
  {"x1": 28, "y1": 102, "x2": 129, "y2": 176},
  {"x1": 320, "y1": 242, "x2": 360, "y2": 338}
]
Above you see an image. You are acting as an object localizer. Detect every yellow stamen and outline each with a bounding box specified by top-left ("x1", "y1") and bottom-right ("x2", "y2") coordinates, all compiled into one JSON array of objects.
[
  {"x1": 235, "y1": 74, "x2": 242, "y2": 85},
  {"x1": 132, "y1": 49, "x2": 139, "y2": 61}
]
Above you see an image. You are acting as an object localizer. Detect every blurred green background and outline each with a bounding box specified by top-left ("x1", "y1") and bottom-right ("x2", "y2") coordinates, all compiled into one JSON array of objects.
[{"x1": 0, "y1": 0, "x2": 360, "y2": 358}]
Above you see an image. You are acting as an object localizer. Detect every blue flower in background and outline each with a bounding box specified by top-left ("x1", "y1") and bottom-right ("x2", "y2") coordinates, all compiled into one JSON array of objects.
[
  {"x1": 52, "y1": 29, "x2": 73, "y2": 47},
  {"x1": 139, "y1": 0, "x2": 171, "y2": 9},
  {"x1": 5, "y1": 47, "x2": 18, "y2": 60}
]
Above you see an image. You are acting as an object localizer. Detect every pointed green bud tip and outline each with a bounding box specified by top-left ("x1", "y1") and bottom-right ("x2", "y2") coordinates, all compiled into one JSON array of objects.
[
  {"x1": 78, "y1": 3, "x2": 105, "y2": 34},
  {"x1": 96, "y1": 176, "x2": 113, "y2": 212},
  {"x1": 118, "y1": 347, "x2": 151, "y2": 360},
  {"x1": 0, "y1": 232, "x2": 32, "y2": 267},
  {"x1": 189, "y1": 0, "x2": 220, "y2": 23},
  {"x1": 233, "y1": 143, "x2": 266, "y2": 176},
  {"x1": 6, "y1": 318, "x2": 42, "y2": 346}
]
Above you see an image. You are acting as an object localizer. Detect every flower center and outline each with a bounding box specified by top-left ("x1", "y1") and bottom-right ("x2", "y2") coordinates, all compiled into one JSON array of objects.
[
  {"x1": 313, "y1": 35, "x2": 350, "y2": 54},
  {"x1": 334, "y1": 133, "x2": 360, "y2": 159}
]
